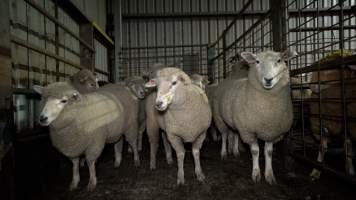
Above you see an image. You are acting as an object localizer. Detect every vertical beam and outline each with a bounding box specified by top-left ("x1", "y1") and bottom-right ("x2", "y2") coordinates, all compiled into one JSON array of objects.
[
  {"x1": 0, "y1": 3, "x2": 16, "y2": 200},
  {"x1": 0, "y1": 0, "x2": 12, "y2": 109},
  {"x1": 80, "y1": 23, "x2": 94, "y2": 70},
  {"x1": 270, "y1": 0, "x2": 287, "y2": 51}
]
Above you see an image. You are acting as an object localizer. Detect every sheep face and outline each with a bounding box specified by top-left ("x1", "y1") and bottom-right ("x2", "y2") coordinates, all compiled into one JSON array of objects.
[
  {"x1": 146, "y1": 74, "x2": 188, "y2": 111},
  {"x1": 33, "y1": 85, "x2": 81, "y2": 126},
  {"x1": 128, "y1": 82, "x2": 146, "y2": 99},
  {"x1": 241, "y1": 50, "x2": 297, "y2": 90},
  {"x1": 70, "y1": 69, "x2": 99, "y2": 93}
]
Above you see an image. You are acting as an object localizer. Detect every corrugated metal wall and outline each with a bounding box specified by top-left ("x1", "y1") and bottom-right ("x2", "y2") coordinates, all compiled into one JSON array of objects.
[
  {"x1": 9, "y1": 0, "x2": 107, "y2": 132},
  {"x1": 118, "y1": 0, "x2": 271, "y2": 80},
  {"x1": 71, "y1": 0, "x2": 107, "y2": 31}
]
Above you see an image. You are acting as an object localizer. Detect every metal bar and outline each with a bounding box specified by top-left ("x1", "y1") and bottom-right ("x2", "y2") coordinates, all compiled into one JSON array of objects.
[
  {"x1": 290, "y1": 54, "x2": 356, "y2": 75},
  {"x1": 210, "y1": 11, "x2": 271, "y2": 62},
  {"x1": 209, "y1": 0, "x2": 253, "y2": 48},
  {"x1": 291, "y1": 152, "x2": 356, "y2": 185},
  {"x1": 11, "y1": 36, "x2": 83, "y2": 70},
  {"x1": 24, "y1": 0, "x2": 94, "y2": 52}
]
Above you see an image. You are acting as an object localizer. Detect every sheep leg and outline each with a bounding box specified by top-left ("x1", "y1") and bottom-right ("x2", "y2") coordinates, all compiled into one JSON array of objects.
[
  {"x1": 213, "y1": 115, "x2": 228, "y2": 159},
  {"x1": 161, "y1": 131, "x2": 173, "y2": 165},
  {"x1": 210, "y1": 123, "x2": 219, "y2": 142},
  {"x1": 69, "y1": 157, "x2": 80, "y2": 191},
  {"x1": 138, "y1": 122, "x2": 146, "y2": 152},
  {"x1": 233, "y1": 133, "x2": 240, "y2": 157},
  {"x1": 167, "y1": 134, "x2": 186, "y2": 185},
  {"x1": 220, "y1": 132, "x2": 228, "y2": 160},
  {"x1": 127, "y1": 122, "x2": 146, "y2": 153},
  {"x1": 192, "y1": 132, "x2": 207, "y2": 182},
  {"x1": 228, "y1": 131, "x2": 234, "y2": 154},
  {"x1": 114, "y1": 138, "x2": 124, "y2": 168},
  {"x1": 86, "y1": 159, "x2": 97, "y2": 191},
  {"x1": 147, "y1": 124, "x2": 159, "y2": 170},
  {"x1": 345, "y1": 138, "x2": 355, "y2": 176},
  {"x1": 249, "y1": 140, "x2": 261, "y2": 183},
  {"x1": 125, "y1": 131, "x2": 140, "y2": 167},
  {"x1": 310, "y1": 136, "x2": 328, "y2": 180},
  {"x1": 264, "y1": 141, "x2": 276, "y2": 184}
]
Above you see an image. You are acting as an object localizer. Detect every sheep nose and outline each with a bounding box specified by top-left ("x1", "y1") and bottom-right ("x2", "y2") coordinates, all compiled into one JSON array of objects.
[
  {"x1": 39, "y1": 115, "x2": 48, "y2": 123},
  {"x1": 155, "y1": 101, "x2": 163, "y2": 108},
  {"x1": 264, "y1": 77, "x2": 273, "y2": 84}
]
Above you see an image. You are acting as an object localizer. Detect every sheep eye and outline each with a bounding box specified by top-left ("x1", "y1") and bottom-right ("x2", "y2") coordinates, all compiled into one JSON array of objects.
[
  {"x1": 172, "y1": 81, "x2": 177, "y2": 86},
  {"x1": 256, "y1": 60, "x2": 260, "y2": 64},
  {"x1": 60, "y1": 99, "x2": 68, "y2": 104},
  {"x1": 277, "y1": 59, "x2": 281, "y2": 63}
]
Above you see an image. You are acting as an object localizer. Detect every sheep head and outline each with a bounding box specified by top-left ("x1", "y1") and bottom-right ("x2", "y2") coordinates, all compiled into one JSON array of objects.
[
  {"x1": 70, "y1": 69, "x2": 99, "y2": 93},
  {"x1": 191, "y1": 74, "x2": 209, "y2": 91},
  {"x1": 125, "y1": 76, "x2": 146, "y2": 99},
  {"x1": 241, "y1": 49, "x2": 297, "y2": 90},
  {"x1": 145, "y1": 67, "x2": 191, "y2": 111},
  {"x1": 33, "y1": 82, "x2": 81, "y2": 126}
]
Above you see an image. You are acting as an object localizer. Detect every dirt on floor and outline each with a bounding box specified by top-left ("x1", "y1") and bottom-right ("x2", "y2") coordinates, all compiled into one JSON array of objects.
[{"x1": 14, "y1": 136, "x2": 356, "y2": 200}]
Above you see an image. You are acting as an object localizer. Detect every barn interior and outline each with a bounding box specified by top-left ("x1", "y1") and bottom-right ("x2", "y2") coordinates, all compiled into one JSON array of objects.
[{"x1": 0, "y1": 0, "x2": 356, "y2": 199}]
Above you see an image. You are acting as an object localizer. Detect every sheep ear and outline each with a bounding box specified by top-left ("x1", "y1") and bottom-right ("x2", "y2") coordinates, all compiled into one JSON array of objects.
[
  {"x1": 33, "y1": 85, "x2": 44, "y2": 94},
  {"x1": 177, "y1": 74, "x2": 191, "y2": 85},
  {"x1": 240, "y1": 52, "x2": 257, "y2": 64},
  {"x1": 145, "y1": 79, "x2": 157, "y2": 88},
  {"x1": 281, "y1": 49, "x2": 298, "y2": 61}
]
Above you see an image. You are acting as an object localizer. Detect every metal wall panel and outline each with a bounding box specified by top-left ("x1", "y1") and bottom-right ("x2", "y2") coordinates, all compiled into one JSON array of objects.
[{"x1": 119, "y1": 0, "x2": 271, "y2": 80}]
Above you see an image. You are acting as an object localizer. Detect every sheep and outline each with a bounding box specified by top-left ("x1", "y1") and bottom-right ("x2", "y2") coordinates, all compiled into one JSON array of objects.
[
  {"x1": 33, "y1": 82, "x2": 140, "y2": 191},
  {"x1": 213, "y1": 49, "x2": 297, "y2": 184},
  {"x1": 145, "y1": 67, "x2": 212, "y2": 185},
  {"x1": 307, "y1": 67, "x2": 356, "y2": 180},
  {"x1": 190, "y1": 74, "x2": 220, "y2": 142},
  {"x1": 125, "y1": 76, "x2": 147, "y2": 152},
  {"x1": 211, "y1": 61, "x2": 250, "y2": 158},
  {"x1": 190, "y1": 74, "x2": 209, "y2": 91},
  {"x1": 70, "y1": 69, "x2": 99, "y2": 93},
  {"x1": 143, "y1": 64, "x2": 174, "y2": 170}
]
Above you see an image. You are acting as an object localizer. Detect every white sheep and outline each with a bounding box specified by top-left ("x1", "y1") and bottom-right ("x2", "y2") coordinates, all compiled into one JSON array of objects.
[
  {"x1": 33, "y1": 82, "x2": 140, "y2": 191},
  {"x1": 212, "y1": 61, "x2": 249, "y2": 158},
  {"x1": 145, "y1": 67, "x2": 211, "y2": 185},
  {"x1": 214, "y1": 50, "x2": 297, "y2": 184}
]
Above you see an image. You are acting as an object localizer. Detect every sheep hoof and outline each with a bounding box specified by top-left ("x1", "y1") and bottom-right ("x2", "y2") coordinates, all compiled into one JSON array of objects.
[
  {"x1": 114, "y1": 161, "x2": 121, "y2": 168},
  {"x1": 150, "y1": 162, "x2": 156, "y2": 170},
  {"x1": 87, "y1": 183, "x2": 96, "y2": 192},
  {"x1": 177, "y1": 178, "x2": 185, "y2": 185},
  {"x1": 196, "y1": 172, "x2": 206, "y2": 182},
  {"x1": 69, "y1": 182, "x2": 78, "y2": 191},
  {"x1": 134, "y1": 159, "x2": 140, "y2": 167},
  {"x1": 252, "y1": 169, "x2": 261, "y2": 183},
  {"x1": 265, "y1": 172, "x2": 276, "y2": 185},
  {"x1": 220, "y1": 152, "x2": 227, "y2": 160},
  {"x1": 310, "y1": 169, "x2": 321, "y2": 181}
]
